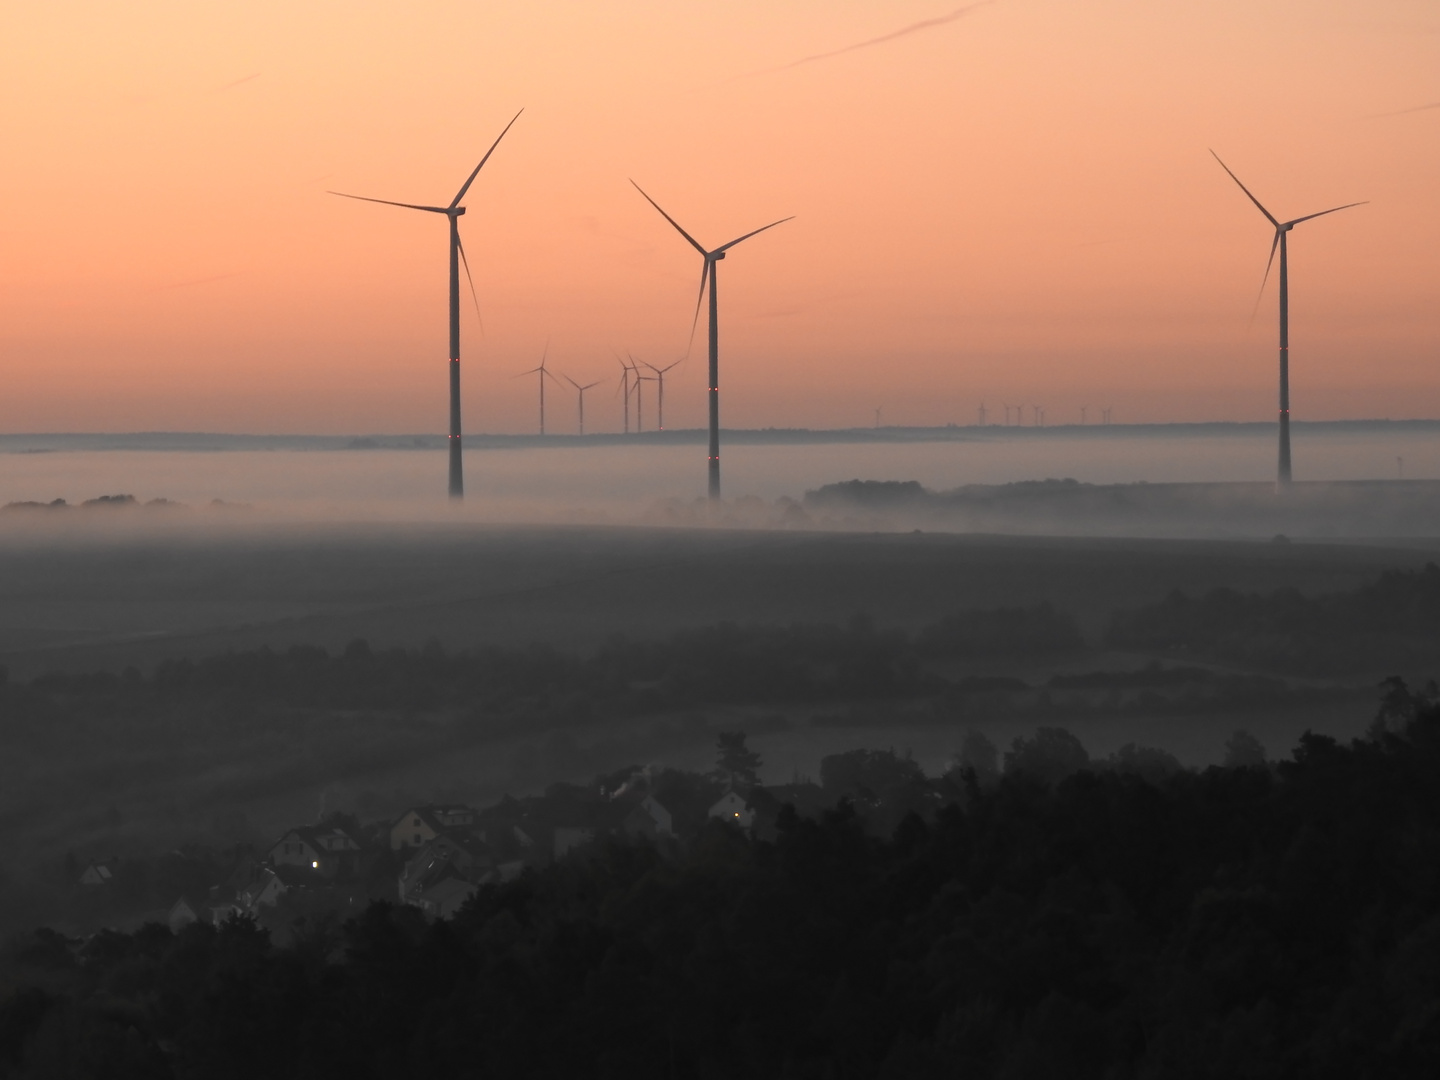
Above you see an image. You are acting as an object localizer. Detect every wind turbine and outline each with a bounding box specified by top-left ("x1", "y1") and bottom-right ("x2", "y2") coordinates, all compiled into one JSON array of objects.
[
  {"x1": 624, "y1": 353, "x2": 649, "y2": 432},
  {"x1": 643, "y1": 358, "x2": 684, "y2": 431},
  {"x1": 634, "y1": 369, "x2": 658, "y2": 432},
  {"x1": 977, "y1": 403, "x2": 988, "y2": 427},
  {"x1": 563, "y1": 374, "x2": 604, "y2": 435},
  {"x1": 614, "y1": 355, "x2": 635, "y2": 433},
  {"x1": 1210, "y1": 151, "x2": 1366, "y2": 486},
  {"x1": 630, "y1": 180, "x2": 792, "y2": 499},
  {"x1": 330, "y1": 110, "x2": 522, "y2": 499},
  {"x1": 516, "y1": 344, "x2": 561, "y2": 435}
]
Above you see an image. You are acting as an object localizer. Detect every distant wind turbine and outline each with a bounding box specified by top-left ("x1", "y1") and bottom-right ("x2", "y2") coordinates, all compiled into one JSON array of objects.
[
  {"x1": 644, "y1": 358, "x2": 684, "y2": 431},
  {"x1": 614, "y1": 355, "x2": 635, "y2": 433},
  {"x1": 1210, "y1": 150, "x2": 1366, "y2": 486},
  {"x1": 330, "y1": 109, "x2": 522, "y2": 499},
  {"x1": 977, "y1": 402, "x2": 987, "y2": 427},
  {"x1": 563, "y1": 374, "x2": 604, "y2": 435},
  {"x1": 630, "y1": 180, "x2": 792, "y2": 499},
  {"x1": 516, "y1": 343, "x2": 561, "y2": 435},
  {"x1": 634, "y1": 369, "x2": 658, "y2": 432}
]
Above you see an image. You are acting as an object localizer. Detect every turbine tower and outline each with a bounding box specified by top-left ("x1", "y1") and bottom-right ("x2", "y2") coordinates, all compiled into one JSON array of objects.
[
  {"x1": 1210, "y1": 151, "x2": 1366, "y2": 486},
  {"x1": 630, "y1": 180, "x2": 792, "y2": 499},
  {"x1": 330, "y1": 110, "x2": 522, "y2": 499},
  {"x1": 517, "y1": 344, "x2": 560, "y2": 435},
  {"x1": 563, "y1": 374, "x2": 603, "y2": 435}
]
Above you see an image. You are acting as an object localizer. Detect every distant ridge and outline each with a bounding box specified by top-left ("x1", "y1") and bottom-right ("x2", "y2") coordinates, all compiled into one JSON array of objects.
[{"x1": 2, "y1": 419, "x2": 1438, "y2": 453}]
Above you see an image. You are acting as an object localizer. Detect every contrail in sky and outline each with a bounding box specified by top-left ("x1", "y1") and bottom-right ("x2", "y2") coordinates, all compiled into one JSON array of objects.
[
  {"x1": 158, "y1": 272, "x2": 241, "y2": 290},
  {"x1": 765, "y1": 3, "x2": 993, "y2": 74},
  {"x1": 216, "y1": 73, "x2": 260, "y2": 91},
  {"x1": 1369, "y1": 100, "x2": 1440, "y2": 117}
]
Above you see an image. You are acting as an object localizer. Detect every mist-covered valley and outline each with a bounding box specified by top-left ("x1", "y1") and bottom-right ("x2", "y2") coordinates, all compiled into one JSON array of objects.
[
  {"x1": 2, "y1": 506, "x2": 1438, "y2": 933},
  {"x1": 8, "y1": 432, "x2": 1440, "y2": 1073}
]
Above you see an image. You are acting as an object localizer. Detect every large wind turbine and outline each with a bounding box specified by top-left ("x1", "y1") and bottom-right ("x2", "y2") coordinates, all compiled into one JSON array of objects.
[
  {"x1": 630, "y1": 180, "x2": 792, "y2": 499},
  {"x1": 330, "y1": 109, "x2": 522, "y2": 499},
  {"x1": 1210, "y1": 151, "x2": 1366, "y2": 486}
]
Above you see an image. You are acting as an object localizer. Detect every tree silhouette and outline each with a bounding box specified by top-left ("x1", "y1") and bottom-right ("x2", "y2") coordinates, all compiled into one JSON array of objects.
[{"x1": 714, "y1": 731, "x2": 762, "y2": 787}]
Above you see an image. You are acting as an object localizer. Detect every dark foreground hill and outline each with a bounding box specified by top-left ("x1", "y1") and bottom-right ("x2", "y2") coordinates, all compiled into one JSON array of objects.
[{"x1": 5, "y1": 684, "x2": 1440, "y2": 1077}]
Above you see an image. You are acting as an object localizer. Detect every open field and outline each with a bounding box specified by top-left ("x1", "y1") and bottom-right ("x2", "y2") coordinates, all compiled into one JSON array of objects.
[{"x1": 2, "y1": 520, "x2": 1437, "y2": 678}]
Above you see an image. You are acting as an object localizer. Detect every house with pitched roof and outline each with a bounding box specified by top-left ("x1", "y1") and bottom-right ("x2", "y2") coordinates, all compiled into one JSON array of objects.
[
  {"x1": 405, "y1": 864, "x2": 479, "y2": 920},
  {"x1": 398, "y1": 836, "x2": 495, "y2": 917},
  {"x1": 237, "y1": 866, "x2": 287, "y2": 914},
  {"x1": 389, "y1": 804, "x2": 478, "y2": 851},
  {"x1": 78, "y1": 861, "x2": 113, "y2": 887},
  {"x1": 622, "y1": 794, "x2": 674, "y2": 839},
  {"x1": 268, "y1": 825, "x2": 362, "y2": 878},
  {"x1": 708, "y1": 790, "x2": 755, "y2": 829}
]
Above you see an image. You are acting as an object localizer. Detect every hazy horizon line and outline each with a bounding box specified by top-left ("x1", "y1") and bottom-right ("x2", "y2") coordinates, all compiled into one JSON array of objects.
[{"x1": 2, "y1": 417, "x2": 1439, "y2": 446}]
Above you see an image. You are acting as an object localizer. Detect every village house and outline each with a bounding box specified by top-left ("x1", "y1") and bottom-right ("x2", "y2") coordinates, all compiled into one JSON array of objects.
[
  {"x1": 268, "y1": 825, "x2": 362, "y2": 878},
  {"x1": 237, "y1": 866, "x2": 287, "y2": 913},
  {"x1": 167, "y1": 893, "x2": 242, "y2": 934},
  {"x1": 624, "y1": 794, "x2": 674, "y2": 839},
  {"x1": 404, "y1": 863, "x2": 480, "y2": 920},
  {"x1": 389, "y1": 804, "x2": 479, "y2": 851},
  {"x1": 397, "y1": 832, "x2": 495, "y2": 900},
  {"x1": 708, "y1": 790, "x2": 755, "y2": 829},
  {"x1": 552, "y1": 793, "x2": 677, "y2": 859},
  {"x1": 398, "y1": 837, "x2": 495, "y2": 917},
  {"x1": 78, "y1": 861, "x2": 113, "y2": 887}
]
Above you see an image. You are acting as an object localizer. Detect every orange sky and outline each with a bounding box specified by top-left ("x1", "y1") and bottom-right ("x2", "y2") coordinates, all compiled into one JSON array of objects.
[{"x1": 1, "y1": 0, "x2": 1436, "y2": 434}]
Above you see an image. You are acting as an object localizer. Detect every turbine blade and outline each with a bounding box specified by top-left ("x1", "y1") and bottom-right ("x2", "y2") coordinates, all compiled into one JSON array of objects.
[
  {"x1": 456, "y1": 232, "x2": 484, "y2": 336},
  {"x1": 629, "y1": 180, "x2": 708, "y2": 255},
  {"x1": 1250, "y1": 229, "x2": 1281, "y2": 324},
  {"x1": 1208, "y1": 150, "x2": 1279, "y2": 227},
  {"x1": 329, "y1": 191, "x2": 448, "y2": 214},
  {"x1": 450, "y1": 108, "x2": 524, "y2": 208},
  {"x1": 686, "y1": 260, "x2": 710, "y2": 357},
  {"x1": 714, "y1": 215, "x2": 795, "y2": 253},
  {"x1": 1286, "y1": 201, "x2": 1369, "y2": 227},
  {"x1": 563, "y1": 374, "x2": 581, "y2": 390},
  {"x1": 583, "y1": 380, "x2": 603, "y2": 390},
  {"x1": 659, "y1": 358, "x2": 684, "y2": 373},
  {"x1": 513, "y1": 367, "x2": 543, "y2": 377}
]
